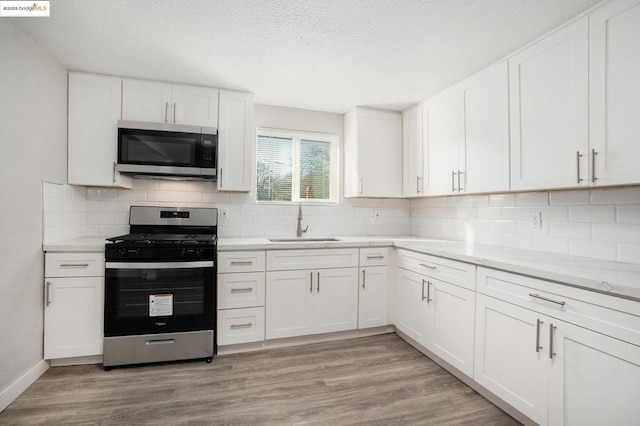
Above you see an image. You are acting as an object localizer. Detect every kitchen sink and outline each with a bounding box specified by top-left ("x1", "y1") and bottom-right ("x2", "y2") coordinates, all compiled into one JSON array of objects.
[{"x1": 268, "y1": 237, "x2": 341, "y2": 243}]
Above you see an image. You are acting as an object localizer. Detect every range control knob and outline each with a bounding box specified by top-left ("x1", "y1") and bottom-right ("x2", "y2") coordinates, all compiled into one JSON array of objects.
[
  {"x1": 119, "y1": 248, "x2": 141, "y2": 258},
  {"x1": 181, "y1": 248, "x2": 203, "y2": 258}
]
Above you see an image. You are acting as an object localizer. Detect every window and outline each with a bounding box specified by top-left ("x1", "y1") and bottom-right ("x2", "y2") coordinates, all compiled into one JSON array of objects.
[{"x1": 256, "y1": 128, "x2": 339, "y2": 203}]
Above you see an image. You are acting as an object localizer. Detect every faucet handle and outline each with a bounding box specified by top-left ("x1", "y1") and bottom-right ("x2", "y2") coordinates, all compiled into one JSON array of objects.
[{"x1": 302, "y1": 225, "x2": 309, "y2": 234}]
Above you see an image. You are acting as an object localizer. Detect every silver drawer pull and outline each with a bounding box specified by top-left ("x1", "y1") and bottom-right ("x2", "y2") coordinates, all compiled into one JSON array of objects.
[
  {"x1": 230, "y1": 323, "x2": 253, "y2": 329},
  {"x1": 146, "y1": 339, "x2": 175, "y2": 346},
  {"x1": 230, "y1": 287, "x2": 253, "y2": 293},
  {"x1": 366, "y1": 255, "x2": 385, "y2": 260},
  {"x1": 419, "y1": 263, "x2": 436, "y2": 270},
  {"x1": 60, "y1": 263, "x2": 89, "y2": 267},
  {"x1": 230, "y1": 261, "x2": 254, "y2": 266},
  {"x1": 528, "y1": 293, "x2": 566, "y2": 306}
]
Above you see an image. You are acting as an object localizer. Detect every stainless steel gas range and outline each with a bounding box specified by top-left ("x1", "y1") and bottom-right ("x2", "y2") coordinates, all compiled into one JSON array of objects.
[{"x1": 103, "y1": 206, "x2": 217, "y2": 369}]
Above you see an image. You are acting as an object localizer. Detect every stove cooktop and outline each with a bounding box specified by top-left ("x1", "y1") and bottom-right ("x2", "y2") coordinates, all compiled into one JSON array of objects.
[{"x1": 107, "y1": 233, "x2": 217, "y2": 245}]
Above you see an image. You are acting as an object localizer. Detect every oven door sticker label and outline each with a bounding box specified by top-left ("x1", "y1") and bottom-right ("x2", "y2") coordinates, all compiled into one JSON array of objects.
[{"x1": 149, "y1": 294, "x2": 173, "y2": 317}]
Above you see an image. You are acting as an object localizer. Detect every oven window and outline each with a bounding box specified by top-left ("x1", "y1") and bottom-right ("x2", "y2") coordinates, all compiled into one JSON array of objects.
[{"x1": 115, "y1": 268, "x2": 205, "y2": 318}]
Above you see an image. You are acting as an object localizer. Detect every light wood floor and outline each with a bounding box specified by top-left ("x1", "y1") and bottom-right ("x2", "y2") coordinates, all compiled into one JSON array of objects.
[{"x1": 0, "y1": 333, "x2": 520, "y2": 425}]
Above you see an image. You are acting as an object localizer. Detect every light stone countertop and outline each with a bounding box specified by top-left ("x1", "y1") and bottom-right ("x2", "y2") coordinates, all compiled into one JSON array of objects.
[{"x1": 43, "y1": 235, "x2": 640, "y2": 302}]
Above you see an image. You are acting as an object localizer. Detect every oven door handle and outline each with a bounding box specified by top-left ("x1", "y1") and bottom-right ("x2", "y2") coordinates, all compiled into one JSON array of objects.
[{"x1": 105, "y1": 261, "x2": 214, "y2": 269}]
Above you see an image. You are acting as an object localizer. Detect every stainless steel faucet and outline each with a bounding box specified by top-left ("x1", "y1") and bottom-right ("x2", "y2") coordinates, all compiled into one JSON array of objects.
[{"x1": 296, "y1": 203, "x2": 309, "y2": 237}]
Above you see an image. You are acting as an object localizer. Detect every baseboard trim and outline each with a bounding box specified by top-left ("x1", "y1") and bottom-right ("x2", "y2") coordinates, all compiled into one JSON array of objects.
[
  {"x1": 218, "y1": 326, "x2": 396, "y2": 355},
  {"x1": 0, "y1": 359, "x2": 49, "y2": 413}
]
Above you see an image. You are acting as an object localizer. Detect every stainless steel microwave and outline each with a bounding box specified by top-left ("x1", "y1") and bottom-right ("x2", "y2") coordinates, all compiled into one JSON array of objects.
[{"x1": 115, "y1": 120, "x2": 217, "y2": 180}]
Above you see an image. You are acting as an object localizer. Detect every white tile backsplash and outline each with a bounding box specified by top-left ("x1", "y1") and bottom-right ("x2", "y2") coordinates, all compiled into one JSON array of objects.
[{"x1": 411, "y1": 187, "x2": 640, "y2": 265}]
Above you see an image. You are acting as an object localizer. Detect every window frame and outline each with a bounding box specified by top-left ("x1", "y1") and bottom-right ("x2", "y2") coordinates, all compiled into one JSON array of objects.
[{"x1": 256, "y1": 127, "x2": 340, "y2": 204}]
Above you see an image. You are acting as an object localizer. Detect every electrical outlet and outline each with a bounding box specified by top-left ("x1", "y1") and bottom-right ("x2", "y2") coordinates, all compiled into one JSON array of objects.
[
  {"x1": 220, "y1": 208, "x2": 229, "y2": 225},
  {"x1": 531, "y1": 211, "x2": 542, "y2": 229},
  {"x1": 374, "y1": 210, "x2": 383, "y2": 222}
]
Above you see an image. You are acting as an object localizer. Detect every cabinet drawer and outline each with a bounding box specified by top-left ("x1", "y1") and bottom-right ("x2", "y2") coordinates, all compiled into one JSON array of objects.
[
  {"x1": 359, "y1": 247, "x2": 389, "y2": 267},
  {"x1": 45, "y1": 253, "x2": 104, "y2": 277},
  {"x1": 217, "y1": 307, "x2": 265, "y2": 345},
  {"x1": 267, "y1": 248, "x2": 358, "y2": 271},
  {"x1": 218, "y1": 251, "x2": 265, "y2": 273},
  {"x1": 397, "y1": 249, "x2": 475, "y2": 290},
  {"x1": 477, "y1": 267, "x2": 640, "y2": 346},
  {"x1": 217, "y1": 272, "x2": 265, "y2": 309}
]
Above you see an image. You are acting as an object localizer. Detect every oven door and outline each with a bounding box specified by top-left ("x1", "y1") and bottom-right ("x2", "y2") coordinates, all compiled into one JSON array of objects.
[{"x1": 104, "y1": 260, "x2": 215, "y2": 337}]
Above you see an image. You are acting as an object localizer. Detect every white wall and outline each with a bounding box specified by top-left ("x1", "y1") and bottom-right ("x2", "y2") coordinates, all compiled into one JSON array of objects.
[
  {"x1": 0, "y1": 21, "x2": 68, "y2": 400},
  {"x1": 411, "y1": 187, "x2": 640, "y2": 264}
]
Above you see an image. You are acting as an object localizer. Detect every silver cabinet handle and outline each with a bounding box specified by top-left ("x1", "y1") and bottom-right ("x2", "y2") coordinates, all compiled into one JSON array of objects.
[
  {"x1": 164, "y1": 102, "x2": 169, "y2": 123},
  {"x1": 549, "y1": 323, "x2": 557, "y2": 359},
  {"x1": 366, "y1": 255, "x2": 385, "y2": 260},
  {"x1": 219, "y1": 167, "x2": 223, "y2": 188},
  {"x1": 416, "y1": 176, "x2": 422, "y2": 194},
  {"x1": 451, "y1": 171, "x2": 456, "y2": 192},
  {"x1": 230, "y1": 261, "x2": 253, "y2": 266},
  {"x1": 230, "y1": 287, "x2": 253, "y2": 293},
  {"x1": 426, "y1": 280, "x2": 431, "y2": 303},
  {"x1": 359, "y1": 177, "x2": 364, "y2": 195},
  {"x1": 576, "y1": 151, "x2": 584, "y2": 183},
  {"x1": 112, "y1": 161, "x2": 117, "y2": 183},
  {"x1": 230, "y1": 323, "x2": 253, "y2": 329},
  {"x1": 60, "y1": 263, "x2": 89, "y2": 268},
  {"x1": 419, "y1": 263, "x2": 436, "y2": 270},
  {"x1": 362, "y1": 269, "x2": 366, "y2": 289},
  {"x1": 528, "y1": 293, "x2": 566, "y2": 306},
  {"x1": 421, "y1": 279, "x2": 426, "y2": 301},
  {"x1": 457, "y1": 170, "x2": 463, "y2": 192},
  {"x1": 317, "y1": 272, "x2": 320, "y2": 293},
  {"x1": 591, "y1": 149, "x2": 598, "y2": 183},
  {"x1": 45, "y1": 281, "x2": 52, "y2": 306},
  {"x1": 173, "y1": 102, "x2": 177, "y2": 123},
  {"x1": 535, "y1": 319, "x2": 543, "y2": 352},
  {"x1": 309, "y1": 272, "x2": 313, "y2": 293}
]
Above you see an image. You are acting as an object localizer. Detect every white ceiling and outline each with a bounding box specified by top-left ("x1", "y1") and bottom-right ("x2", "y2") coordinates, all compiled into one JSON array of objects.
[{"x1": 12, "y1": 0, "x2": 603, "y2": 113}]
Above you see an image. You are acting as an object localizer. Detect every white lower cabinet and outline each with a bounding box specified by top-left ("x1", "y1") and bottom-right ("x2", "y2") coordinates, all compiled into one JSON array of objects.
[
  {"x1": 358, "y1": 266, "x2": 388, "y2": 329},
  {"x1": 475, "y1": 266, "x2": 640, "y2": 425},
  {"x1": 396, "y1": 249, "x2": 476, "y2": 377},
  {"x1": 217, "y1": 251, "x2": 266, "y2": 346},
  {"x1": 265, "y1": 268, "x2": 358, "y2": 339},
  {"x1": 44, "y1": 253, "x2": 105, "y2": 359}
]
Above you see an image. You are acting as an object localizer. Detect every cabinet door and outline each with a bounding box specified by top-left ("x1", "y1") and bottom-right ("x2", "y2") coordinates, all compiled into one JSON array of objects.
[
  {"x1": 589, "y1": 0, "x2": 640, "y2": 186},
  {"x1": 68, "y1": 73, "x2": 131, "y2": 188},
  {"x1": 171, "y1": 84, "x2": 219, "y2": 127},
  {"x1": 547, "y1": 318, "x2": 640, "y2": 426},
  {"x1": 509, "y1": 18, "x2": 589, "y2": 191},
  {"x1": 265, "y1": 270, "x2": 313, "y2": 339},
  {"x1": 345, "y1": 107, "x2": 402, "y2": 197},
  {"x1": 44, "y1": 277, "x2": 104, "y2": 359},
  {"x1": 462, "y1": 61, "x2": 510, "y2": 194},
  {"x1": 474, "y1": 294, "x2": 548, "y2": 425},
  {"x1": 402, "y1": 104, "x2": 424, "y2": 196},
  {"x1": 314, "y1": 268, "x2": 358, "y2": 334},
  {"x1": 218, "y1": 90, "x2": 254, "y2": 192},
  {"x1": 122, "y1": 79, "x2": 172, "y2": 123},
  {"x1": 358, "y1": 266, "x2": 388, "y2": 329},
  {"x1": 426, "y1": 279, "x2": 475, "y2": 378},
  {"x1": 423, "y1": 89, "x2": 464, "y2": 195},
  {"x1": 395, "y1": 268, "x2": 429, "y2": 347}
]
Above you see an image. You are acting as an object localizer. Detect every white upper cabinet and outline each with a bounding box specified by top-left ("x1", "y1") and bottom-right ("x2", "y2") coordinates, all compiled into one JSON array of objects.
[
  {"x1": 509, "y1": 17, "x2": 589, "y2": 191},
  {"x1": 217, "y1": 90, "x2": 254, "y2": 192},
  {"x1": 423, "y1": 88, "x2": 464, "y2": 196},
  {"x1": 122, "y1": 79, "x2": 219, "y2": 127},
  {"x1": 461, "y1": 61, "x2": 510, "y2": 194},
  {"x1": 67, "y1": 72, "x2": 132, "y2": 188},
  {"x1": 589, "y1": 0, "x2": 640, "y2": 186},
  {"x1": 402, "y1": 104, "x2": 424, "y2": 197},
  {"x1": 344, "y1": 107, "x2": 402, "y2": 197}
]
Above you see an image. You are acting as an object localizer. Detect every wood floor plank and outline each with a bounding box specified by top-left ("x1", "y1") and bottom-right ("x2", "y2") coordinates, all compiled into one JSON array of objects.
[{"x1": 0, "y1": 334, "x2": 520, "y2": 425}]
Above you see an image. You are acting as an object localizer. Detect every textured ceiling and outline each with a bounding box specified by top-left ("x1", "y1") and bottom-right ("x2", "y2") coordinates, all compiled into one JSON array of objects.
[{"x1": 11, "y1": 0, "x2": 603, "y2": 113}]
